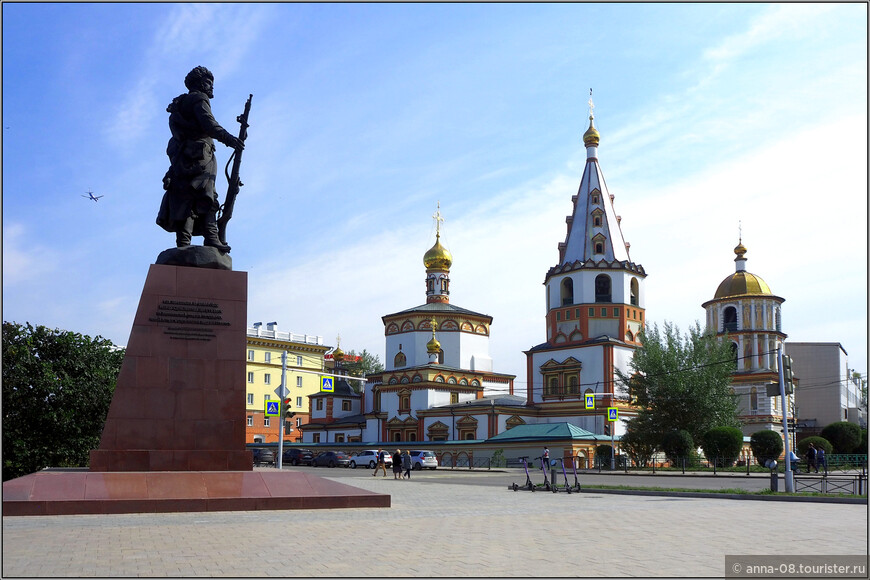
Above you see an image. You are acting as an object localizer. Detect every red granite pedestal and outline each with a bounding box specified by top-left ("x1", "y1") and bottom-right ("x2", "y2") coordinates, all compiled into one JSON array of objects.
[{"x1": 3, "y1": 263, "x2": 389, "y2": 515}]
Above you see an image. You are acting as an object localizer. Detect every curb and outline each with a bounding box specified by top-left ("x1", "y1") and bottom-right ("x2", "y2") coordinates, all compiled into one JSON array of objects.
[{"x1": 579, "y1": 487, "x2": 868, "y2": 504}]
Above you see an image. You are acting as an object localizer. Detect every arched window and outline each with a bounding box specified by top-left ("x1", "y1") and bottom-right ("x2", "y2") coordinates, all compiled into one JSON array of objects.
[
  {"x1": 595, "y1": 274, "x2": 612, "y2": 303},
  {"x1": 630, "y1": 278, "x2": 639, "y2": 306},
  {"x1": 394, "y1": 351, "x2": 406, "y2": 368},
  {"x1": 723, "y1": 306, "x2": 738, "y2": 332},
  {"x1": 750, "y1": 387, "x2": 758, "y2": 413},
  {"x1": 560, "y1": 278, "x2": 574, "y2": 306},
  {"x1": 775, "y1": 307, "x2": 781, "y2": 332},
  {"x1": 567, "y1": 375, "x2": 579, "y2": 395}
]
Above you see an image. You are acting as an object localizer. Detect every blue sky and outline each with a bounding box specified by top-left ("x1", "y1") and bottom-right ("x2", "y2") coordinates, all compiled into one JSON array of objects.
[{"x1": 3, "y1": 3, "x2": 867, "y2": 386}]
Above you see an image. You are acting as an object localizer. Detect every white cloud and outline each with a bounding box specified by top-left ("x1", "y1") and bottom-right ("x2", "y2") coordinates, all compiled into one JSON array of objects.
[{"x1": 1, "y1": 223, "x2": 61, "y2": 285}]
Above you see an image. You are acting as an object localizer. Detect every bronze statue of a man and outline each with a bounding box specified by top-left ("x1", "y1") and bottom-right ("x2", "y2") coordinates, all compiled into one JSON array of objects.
[{"x1": 157, "y1": 66, "x2": 244, "y2": 253}]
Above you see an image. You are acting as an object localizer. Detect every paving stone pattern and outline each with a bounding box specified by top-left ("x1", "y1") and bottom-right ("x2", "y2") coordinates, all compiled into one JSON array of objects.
[{"x1": 3, "y1": 471, "x2": 867, "y2": 577}]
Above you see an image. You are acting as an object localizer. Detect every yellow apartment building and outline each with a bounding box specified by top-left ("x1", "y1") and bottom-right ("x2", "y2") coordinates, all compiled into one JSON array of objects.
[{"x1": 245, "y1": 322, "x2": 330, "y2": 443}]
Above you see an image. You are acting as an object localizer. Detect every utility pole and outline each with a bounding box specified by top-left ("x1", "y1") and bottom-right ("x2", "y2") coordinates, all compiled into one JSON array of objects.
[
  {"x1": 778, "y1": 347, "x2": 795, "y2": 492},
  {"x1": 276, "y1": 350, "x2": 289, "y2": 469}
]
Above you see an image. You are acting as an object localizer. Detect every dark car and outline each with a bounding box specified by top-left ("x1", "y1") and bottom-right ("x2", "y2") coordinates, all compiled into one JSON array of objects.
[
  {"x1": 311, "y1": 451, "x2": 351, "y2": 468},
  {"x1": 282, "y1": 448, "x2": 314, "y2": 466},
  {"x1": 252, "y1": 448, "x2": 275, "y2": 466}
]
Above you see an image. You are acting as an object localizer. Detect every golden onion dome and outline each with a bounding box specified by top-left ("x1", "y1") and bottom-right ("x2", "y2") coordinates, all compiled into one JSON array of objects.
[
  {"x1": 583, "y1": 115, "x2": 600, "y2": 147},
  {"x1": 427, "y1": 335, "x2": 441, "y2": 354},
  {"x1": 714, "y1": 271, "x2": 772, "y2": 299},
  {"x1": 332, "y1": 346, "x2": 345, "y2": 362},
  {"x1": 423, "y1": 234, "x2": 453, "y2": 271}
]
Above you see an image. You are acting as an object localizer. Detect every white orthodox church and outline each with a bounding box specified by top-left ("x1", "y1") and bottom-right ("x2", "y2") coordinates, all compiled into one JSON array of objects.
[{"x1": 302, "y1": 100, "x2": 647, "y2": 447}]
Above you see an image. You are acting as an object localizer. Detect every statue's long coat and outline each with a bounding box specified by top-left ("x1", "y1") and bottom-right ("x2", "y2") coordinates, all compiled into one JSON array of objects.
[{"x1": 156, "y1": 91, "x2": 231, "y2": 235}]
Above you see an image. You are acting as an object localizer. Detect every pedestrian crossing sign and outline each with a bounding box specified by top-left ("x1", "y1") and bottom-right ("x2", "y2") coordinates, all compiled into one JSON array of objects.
[
  {"x1": 321, "y1": 376, "x2": 334, "y2": 392},
  {"x1": 585, "y1": 394, "x2": 595, "y2": 409},
  {"x1": 265, "y1": 400, "x2": 280, "y2": 416},
  {"x1": 607, "y1": 407, "x2": 618, "y2": 421}
]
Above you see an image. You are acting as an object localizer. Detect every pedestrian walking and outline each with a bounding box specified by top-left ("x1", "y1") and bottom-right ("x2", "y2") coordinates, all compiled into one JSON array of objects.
[
  {"x1": 402, "y1": 450, "x2": 412, "y2": 479},
  {"x1": 392, "y1": 449, "x2": 403, "y2": 480},
  {"x1": 805, "y1": 443, "x2": 817, "y2": 473},
  {"x1": 816, "y1": 446, "x2": 826, "y2": 474},
  {"x1": 373, "y1": 448, "x2": 387, "y2": 477},
  {"x1": 542, "y1": 447, "x2": 550, "y2": 468}
]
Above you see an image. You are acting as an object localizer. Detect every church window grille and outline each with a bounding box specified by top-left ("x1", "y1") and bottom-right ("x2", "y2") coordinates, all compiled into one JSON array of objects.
[
  {"x1": 595, "y1": 274, "x2": 612, "y2": 303},
  {"x1": 561, "y1": 278, "x2": 574, "y2": 306},
  {"x1": 750, "y1": 387, "x2": 759, "y2": 413},
  {"x1": 723, "y1": 306, "x2": 738, "y2": 332},
  {"x1": 567, "y1": 376, "x2": 579, "y2": 395}
]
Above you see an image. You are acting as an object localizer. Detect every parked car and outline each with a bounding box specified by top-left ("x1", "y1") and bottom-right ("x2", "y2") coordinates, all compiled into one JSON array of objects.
[
  {"x1": 252, "y1": 448, "x2": 275, "y2": 466},
  {"x1": 282, "y1": 448, "x2": 314, "y2": 466},
  {"x1": 409, "y1": 450, "x2": 438, "y2": 470},
  {"x1": 348, "y1": 449, "x2": 392, "y2": 469},
  {"x1": 311, "y1": 451, "x2": 351, "y2": 468}
]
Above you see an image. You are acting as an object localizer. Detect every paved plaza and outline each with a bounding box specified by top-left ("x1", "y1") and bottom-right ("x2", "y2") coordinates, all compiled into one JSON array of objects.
[{"x1": 3, "y1": 470, "x2": 867, "y2": 577}]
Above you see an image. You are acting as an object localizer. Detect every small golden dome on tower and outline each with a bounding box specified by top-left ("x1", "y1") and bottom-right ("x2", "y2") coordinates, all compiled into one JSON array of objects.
[
  {"x1": 583, "y1": 115, "x2": 600, "y2": 147},
  {"x1": 427, "y1": 335, "x2": 441, "y2": 354},
  {"x1": 714, "y1": 242, "x2": 772, "y2": 299},
  {"x1": 423, "y1": 234, "x2": 453, "y2": 271},
  {"x1": 332, "y1": 346, "x2": 344, "y2": 362}
]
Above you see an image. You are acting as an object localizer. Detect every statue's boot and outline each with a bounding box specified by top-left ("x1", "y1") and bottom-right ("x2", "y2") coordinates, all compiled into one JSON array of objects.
[
  {"x1": 176, "y1": 217, "x2": 193, "y2": 248},
  {"x1": 203, "y1": 215, "x2": 231, "y2": 253}
]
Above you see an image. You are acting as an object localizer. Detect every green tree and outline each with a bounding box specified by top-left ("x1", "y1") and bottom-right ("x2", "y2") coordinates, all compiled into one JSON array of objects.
[
  {"x1": 2, "y1": 322, "x2": 124, "y2": 481},
  {"x1": 619, "y1": 415, "x2": 657, "y2": 467},
  {"x1": 700, "y1": 426, "x2": 744, "y2": 467},
  {"x1": 819, "y1": 421, "x2": 862, "y2": 454},
  {"x1": 749, "y1": 430, "x2": 784, "y2": 466},
  {"x1": 617, "y1": 321, "x2": 739, "y2": 447},
  {"x1": 342, "y1": 349, "x2": 384, "y2": 394}
]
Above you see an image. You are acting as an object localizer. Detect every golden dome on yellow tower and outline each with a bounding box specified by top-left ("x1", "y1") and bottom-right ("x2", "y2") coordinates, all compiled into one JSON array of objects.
[
  {"x1": 427, "y1": 335, "x2": 441, "y2": 354},
  {"x1": 583, "y1": 115, "x2": 600, "y2": 147},
  {"x1": 423, "y1": 234, "x2": 453, "y2": 271}
]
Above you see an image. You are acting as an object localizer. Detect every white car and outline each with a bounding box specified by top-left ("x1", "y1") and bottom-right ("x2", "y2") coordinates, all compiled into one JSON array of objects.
[
  {"x1": 409, "y1": 450, "x2": 438, "y2": 470},
  {"x1": 348, "y1": 449, "x2": 392, "y2": 469}
]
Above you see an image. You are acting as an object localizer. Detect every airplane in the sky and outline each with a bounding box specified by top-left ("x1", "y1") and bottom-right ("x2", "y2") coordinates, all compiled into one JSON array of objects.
[{"x1": 81, "y1": 190, "x2": 104, "y2": 202}]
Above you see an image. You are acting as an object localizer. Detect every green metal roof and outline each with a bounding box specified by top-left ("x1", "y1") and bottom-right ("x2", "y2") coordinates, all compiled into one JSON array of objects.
[{"x1": 487, "y1": 422, "x2": 614, "y2": 443}]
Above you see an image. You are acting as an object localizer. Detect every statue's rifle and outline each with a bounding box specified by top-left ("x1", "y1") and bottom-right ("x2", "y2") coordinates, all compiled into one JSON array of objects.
[{"x1": 217, "y1": 93, "x2": 252, "y2": 245}]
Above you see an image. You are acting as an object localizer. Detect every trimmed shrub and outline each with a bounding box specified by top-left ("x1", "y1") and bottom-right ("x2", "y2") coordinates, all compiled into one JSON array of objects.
[
  {"x1": 701, "y1": 426, "x2": 744, "y2": 467},
  {"x1": 820, "y1": 421, "x2": 862, "y2": 454},
  {"x1": 662, "y1": 430, "x2": 694, "y2": 465},
  {"x1": 749, "y1": 430, "x2": 783, "y2": 466},
  {"x1": 796, "y1": 436, "x2": 832, "y2": 456},
  {"x1": 855, "y1": 429, "x2": 868, "y2": 455}
]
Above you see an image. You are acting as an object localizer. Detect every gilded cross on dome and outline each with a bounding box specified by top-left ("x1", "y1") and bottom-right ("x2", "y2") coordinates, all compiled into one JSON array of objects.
[
  {"x1": 432, "y1": 201, "x2": 445, "y2": 237},
  {"x1": 588, "y1": 88, "x2": 595, "y2": 120}
]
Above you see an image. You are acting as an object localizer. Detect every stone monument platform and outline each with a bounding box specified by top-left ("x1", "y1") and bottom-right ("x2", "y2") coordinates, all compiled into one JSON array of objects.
[{"x1": 2, "y1": 261, "x2": 389, "y2": 515}]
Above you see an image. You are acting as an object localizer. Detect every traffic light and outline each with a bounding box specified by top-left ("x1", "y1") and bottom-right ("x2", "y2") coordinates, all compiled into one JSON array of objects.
[
  {"x1": 603, "y1": 423, "x2": 611, "y2": 436},
  {"x1": 781, "y1": 355, "x2": 795, "y2": 395},
  {"x1": 283, "y1": 399, "x2": 296, "y2": 419}
]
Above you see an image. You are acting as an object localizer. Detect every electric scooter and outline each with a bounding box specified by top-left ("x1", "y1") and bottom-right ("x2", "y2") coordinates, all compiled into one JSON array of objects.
[
  {"x1": 539, "y1": 456, "x2": 551, "y2": 491},
  {"x1": 552, "y1": 457, "x2": 572, "y2": 493},
  {"x1": 570, "y1": 456, "x2": 582, "y2": 492},
  {"x1": 510, "y1": 457, "x2": 535, "y2": 492}
]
